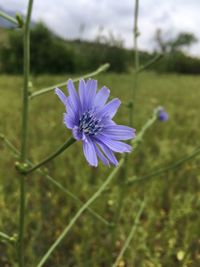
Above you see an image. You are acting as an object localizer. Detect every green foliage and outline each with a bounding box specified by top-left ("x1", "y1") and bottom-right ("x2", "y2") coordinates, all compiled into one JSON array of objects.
[
  {"x1": 0, "y1": 23, "x2": 75, "y2": 74},
  {"x1": 72, "y1": 41, "x2": 128, "y2": 73},
  {"x1": 0, "y1": 72, "x2": 200, "y2": 266},
  {"x1": 30, "y1": 23, "x2": 75, "y2": 74},
  {"x1": 1, "y1": 24, "x2": 200, "y2": 75},
  {"x1": 155, "y1": 29, "x2": 198, "y2": 54},
  {"x1": 171, "y1": 32, "x2": 198, "y2": 51},
  {"x1": 0, "y1": 23, "x2": 128, "y2": 74},
  {"x1": 153, "y1": 51, "x2": 200, "y2": 74},
  {"x1": 0, "y1": 29, "x2": 23, "y2": 73},
  {"x1": 153, "y1": 30, "x2": 200, "y2": 74}
]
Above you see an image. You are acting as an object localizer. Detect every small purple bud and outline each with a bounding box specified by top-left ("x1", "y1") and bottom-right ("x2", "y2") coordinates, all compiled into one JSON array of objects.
[{"x1": 157, "y1": 107, "x2": 169, "y2": 122}]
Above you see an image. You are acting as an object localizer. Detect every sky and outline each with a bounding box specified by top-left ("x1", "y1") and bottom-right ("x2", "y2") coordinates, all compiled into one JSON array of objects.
[{"x1": 1, "y1": 0, "x2": 200, "y2": 56}]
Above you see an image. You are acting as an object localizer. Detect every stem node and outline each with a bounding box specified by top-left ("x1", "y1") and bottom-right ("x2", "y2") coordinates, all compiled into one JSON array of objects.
[{"x1": 15, "y1": 161, "x2": 29, "y2": 175}]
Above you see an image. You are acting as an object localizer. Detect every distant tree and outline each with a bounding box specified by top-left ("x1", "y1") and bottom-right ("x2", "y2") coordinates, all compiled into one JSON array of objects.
[
  {"x1": 152, "y1": 29, "x2": 200, "y2": 74},
  {"x1": 155, "y1": 29, "x2": 168, "y2": 53},
  {"x1": 154, "y1": 29, "x2": 198, "y2": 54},
  {"x1": 169, "y1": 32, "x2": 198, "y2": 53}
]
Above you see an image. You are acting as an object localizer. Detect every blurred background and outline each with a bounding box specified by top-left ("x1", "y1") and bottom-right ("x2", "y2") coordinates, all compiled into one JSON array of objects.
[
  {"x1": 0, "y1": 1, "x2": 200, "y2": 267},
  {"x1": 0, "y1": 0, "x2": 200, "y2": 74}
]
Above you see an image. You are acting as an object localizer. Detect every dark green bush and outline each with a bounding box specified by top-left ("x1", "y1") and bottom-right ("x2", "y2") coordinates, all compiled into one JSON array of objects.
[
  {"x1": 0, "y1": 23, "x2": 75, "y2": 74},
  {"x1": 0, "y1": 23, "x2": 129, "y2": 74},
  {"x1": 152, "y1": 51, "x2": 200, "y2": 74}
]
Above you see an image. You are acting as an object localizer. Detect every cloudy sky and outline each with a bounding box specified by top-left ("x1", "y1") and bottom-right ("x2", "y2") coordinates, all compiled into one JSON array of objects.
[{"x1": 1, "y1": 0, "x2": 200, "y2": 56}]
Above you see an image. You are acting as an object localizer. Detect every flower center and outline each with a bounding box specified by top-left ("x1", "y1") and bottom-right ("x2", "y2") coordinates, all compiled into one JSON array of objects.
[{"x1": 79, "y1": 111, "x2": 102, "y2": 136}]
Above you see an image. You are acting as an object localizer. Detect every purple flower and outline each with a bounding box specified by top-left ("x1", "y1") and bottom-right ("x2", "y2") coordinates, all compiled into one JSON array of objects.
[
  {"x1": 157, "y1": 107, "x2": 169, "y2": 121},
  {"x1": 55, "y1": 79, "x2": 136, "y2": 167}
]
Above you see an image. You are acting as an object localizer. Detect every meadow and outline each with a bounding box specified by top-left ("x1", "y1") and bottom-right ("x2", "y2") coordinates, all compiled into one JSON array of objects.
[{"x1": 0, "y1": 71, "x2": 200, "y2": 267}]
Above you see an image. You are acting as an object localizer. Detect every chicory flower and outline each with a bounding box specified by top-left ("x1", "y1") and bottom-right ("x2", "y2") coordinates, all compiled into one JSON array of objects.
[{"x1": 55, "y1": 79, "x2": 136, "y2": 167}]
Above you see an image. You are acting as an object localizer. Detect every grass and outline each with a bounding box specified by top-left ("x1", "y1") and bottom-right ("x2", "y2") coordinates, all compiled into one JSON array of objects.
[{"x1": 0, "y1": 71, "x2": 200, "y2": 267}]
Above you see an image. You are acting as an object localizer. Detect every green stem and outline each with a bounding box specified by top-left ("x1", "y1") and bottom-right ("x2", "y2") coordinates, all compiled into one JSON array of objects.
[
  {"x1": 114, "y1": 156, "x2": 128, "y2": 225},
  {"x1": 0, "y1": 133, "x2": 19, "y2": 156},
  {"x1": 132, "y1": 112, "x2": 157, "y2": 146},
  {"x1": 0, "y1": 231, "x2": 15, "y2": 243},
  {"x1": 18, "y1": 175, "x2": 25, "y2": 266},
  {"x1": 110, "y1": 155, "x2": 128, "y2": 264},
  {"x1": 44, "y1": 173, "x2": 111, "y2": 227},
  {"x1": 36, "y1": 158, "x2": 124, "y2": 267},
  {"x1": 111, "y1": 1, "x2": 140, "y2": 259},
  {"x1": 137, "y1": 53, "x2": 163, "y2": 73},
  {"x1": 133, "y1": 0, "x2": 140, "y2": 74},
  {"x1": 130, "y1": 0, "x2": 140, "y2": 126},
  {"x1": 29, "y1": 63, "x2": 110, "y2": 99},
  {"x1": 18, "y1": 1, "x2": 33, "y2": 267},
  {"x1": 0, "y1": 133, "x2": 111, "y2": 226},
  {"x1": 0, "y1": 11, "x2": 18, "y2": 25},
  {"x1": 112, "y1": 199, "x2": 146, "y2": 267},
  {"x1": 113, "y1": 2, "x2": 141, "y2": 255},
  {"x1": 21, "y1": 0, "x2": 33, "y2": 162},
  {"x1": 24, "y1": 136, "x2": 76, "y2": 174},
  {"x1": 127, "y1": 146, "x2": 200, "y2": 185}
]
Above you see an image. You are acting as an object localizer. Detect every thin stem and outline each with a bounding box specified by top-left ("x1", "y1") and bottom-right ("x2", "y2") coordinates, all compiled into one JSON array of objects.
[
  {"x1": 110, "y1": 109, "x2": 156, "y2": 262},
  {"x1": 36, "y1": 158, "x2": 124, "y2": 267},
  {"x1": 29, "y1": 63, "x2": 110, "y2": 99},
  {"x1": 21, "y1": 0, "x2": 33, "y2": 162},
  {"x1": 114, "y1": 156, "x2": 128, "y2": 225},
  {"x1": 132, "y1": 113, "x2": 157, "y2": 146},
  {"x1": 18, "y1": 1, "x2": 33, "y2": 267},
  {"x1": 0, "y1": 133, "x2": 111, "y2": 226},
  {"x1": 137, "y1": 53, "x2": 163, "y2": 73},
  {"x1": 24, "y1": 136, "x2": 76, "y2": 174},
  {"x1": 130, "y1": 0, "x2": 140, "y2": 127},
  {"x1": 112, "y1": 199, "x2": 146, "y2": 267},
  {"x1": 127, "y1": 146, "x2": 200, "y2": 185},
  {"x1": 18, "y1": 175, "x2": 25, "y2": 266},
  {"x1": 114, "y1": 4, "x2": 141, "y2": 250},
  {"x1": 109, "y1": 155, "x2": 128, "y2": 265},
  {"x1": 0, "y1": 11, "x2": 18, "y2": 25},
  {"x1": 112, "y1": 1, "x2": 140, "y2": 259},
  {"x1": 0, "y1": 133, "x2": 19, "y2": 155},
  {"x1": 44, "y1": 173, "x2": 111, "y2": 226},
  {"x1": 0, "y1": 231, "x2": 14, "y2": 243},
  {"x1": 133, "y1": 0, "x2": 139, "y2": 73}
]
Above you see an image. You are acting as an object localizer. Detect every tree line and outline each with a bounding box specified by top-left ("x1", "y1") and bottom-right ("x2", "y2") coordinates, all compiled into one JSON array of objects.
[{"x1": 0, "y1": 23, "x2": 200, "y2": 75}]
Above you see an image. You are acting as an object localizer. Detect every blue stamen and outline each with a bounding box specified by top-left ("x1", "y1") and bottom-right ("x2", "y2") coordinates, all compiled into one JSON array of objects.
[{"x1": 79, "y1": 111, "x2": 102, "y2": 136}]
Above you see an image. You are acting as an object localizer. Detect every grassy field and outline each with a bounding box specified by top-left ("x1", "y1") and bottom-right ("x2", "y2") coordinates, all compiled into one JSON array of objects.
[{"x1": 0, "y1": 72, "x2": 200, "y2": 267}]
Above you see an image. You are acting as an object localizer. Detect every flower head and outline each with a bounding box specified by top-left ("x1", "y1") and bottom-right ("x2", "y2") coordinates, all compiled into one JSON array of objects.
[
  {"x1": 157, "y1": 107, "x2": 169, "y2": 122},
  {"x1": 55, "y1": 79, "x2": 136, "y2": 167}
]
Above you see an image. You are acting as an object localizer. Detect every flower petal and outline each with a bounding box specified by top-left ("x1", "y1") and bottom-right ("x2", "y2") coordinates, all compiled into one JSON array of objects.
[
  {"x1": 96, "y1": 141, "x2": 118, "y2": 166},
  {"x1": 97, "y1": 98, "x2": 121, "y2": 119},
  {"x1": 83, "y1": 138, "x2": 98, "y2": 167},
  {"x1": 67, "y1": 79, "x2": 81, "y2": 118},
  {"x1": 96, "y1": 135, "x2": 132, "y2": 153},
  {"x1": 63, "y1": 113, "x2": 75, "y2": 129},
  {"x1": 94, "y1": 86, "x2": 110, "y2": 108},
  {"x1": 94, "y1": 143, "x2": 110, "y2": 166},
  {"x1": 103, "y1": 125, "x2": 136, "y2": 140},
  {"x1": 85, "y1": 79, "x2": 97, "y2": 109},
  {"x1": 78, "y1": 79, "x2": 87, "y2": 112},
  {"x1": 72, "y1": 126, "x2": 82, "y2": 140},
  {"x1": 64, "y1": 97, "x2": 80, "y2": 124},
  {"x1": 55, "y1": 88, "x2": 67, "y2": 105}
]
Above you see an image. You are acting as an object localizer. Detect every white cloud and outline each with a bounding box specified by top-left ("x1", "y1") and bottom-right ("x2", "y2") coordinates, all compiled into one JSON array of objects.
[{"x1": 0, "y1": 0, "x2": 200, "y2": 56}]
